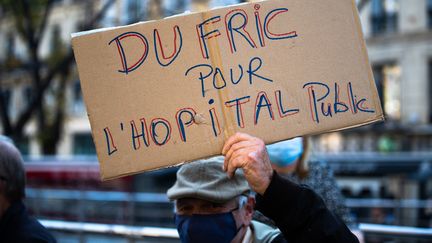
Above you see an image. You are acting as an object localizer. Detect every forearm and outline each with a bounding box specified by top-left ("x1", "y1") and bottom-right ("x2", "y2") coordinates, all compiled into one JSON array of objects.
[{"x1": 255, "y1": 172, "x2": 359, "y2": 243}]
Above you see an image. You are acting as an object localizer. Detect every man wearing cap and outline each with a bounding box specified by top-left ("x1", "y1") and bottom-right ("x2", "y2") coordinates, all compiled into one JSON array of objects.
[
  {"x1": 167, "y1": 132, "x2": 359, "y2": 243},
  {"x1": 0, "y1": 137, "x2": 56, "y2": 242}
]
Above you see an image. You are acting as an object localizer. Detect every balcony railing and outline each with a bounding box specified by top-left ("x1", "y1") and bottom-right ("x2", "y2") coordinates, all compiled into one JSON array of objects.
[{"x1": 38, "y1": 219, "x2": 432, "y2": 243}]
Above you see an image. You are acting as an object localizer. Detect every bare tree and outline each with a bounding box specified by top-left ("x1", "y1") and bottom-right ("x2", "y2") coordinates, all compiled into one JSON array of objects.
[{"x1": 0, "y1": 0, "x2": 114, "y2": 154}]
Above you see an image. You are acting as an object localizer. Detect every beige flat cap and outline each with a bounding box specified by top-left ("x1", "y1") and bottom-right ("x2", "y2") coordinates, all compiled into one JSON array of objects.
[{"x1": 167, "y1": 156, "x2": 250, "y2": 203}]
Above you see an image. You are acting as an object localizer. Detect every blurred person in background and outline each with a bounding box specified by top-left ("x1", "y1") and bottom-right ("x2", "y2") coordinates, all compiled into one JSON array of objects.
[
  {"x1": 0, "y1": 136, "x2": 56, "y2": 243},
  {"x1": 255, "y1": 136, "x2": 365, "y2": 242},
  {"x1": 254, "y1": 136, "x2": 354, "y2": 227}
]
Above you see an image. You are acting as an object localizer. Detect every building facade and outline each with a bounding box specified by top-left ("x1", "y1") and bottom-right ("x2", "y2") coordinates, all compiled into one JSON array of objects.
[
  {"x1": 314, "y1": 0, "x2": 432, "y2": 227},
  {"x1": 1, "y1": 0, "x2": 432, "y2": 226}
]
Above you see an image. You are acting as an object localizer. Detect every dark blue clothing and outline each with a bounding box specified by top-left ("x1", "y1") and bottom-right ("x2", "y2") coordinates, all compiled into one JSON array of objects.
[
  {"x1": 256, "y1": 172, "x2": 359, "y2": 243},
  {"x1": 0, "y1": 201, "x2": 56, "y2": 243}
]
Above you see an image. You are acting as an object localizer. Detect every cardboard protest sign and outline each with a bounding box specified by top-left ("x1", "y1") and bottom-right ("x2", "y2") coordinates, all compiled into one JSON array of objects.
[{"x1": 72, "y1": 0, "x2": 384, "y2": 180}]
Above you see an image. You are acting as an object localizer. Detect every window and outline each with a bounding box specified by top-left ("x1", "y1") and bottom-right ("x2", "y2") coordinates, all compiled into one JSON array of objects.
[
  {"x1": 72, "y1": 80, "x2": 85, "y2": 114},
  {"x1": 73, "y1": 133, "x2": 96, "y2": 155},
  {"x1": 2, "y1": 89, "x2": 11, "y2": 114},
  {"x1": 428, "y1": 0, "x2": 432, "y2": 29},
  {"x1": 429, "y1": 60, "x2": 432, "y2": 123},
  {"x1": 6, "y1": 33, "x2": 14, "y2": 59},
  {"x1": 209, "y1": 0, "x2": 242, "y2": 8},
  {"x1": 50, "y1": 25, "x2": 61, "y2": 54},
  {"x1": 73, "y1": 81, "x2": 82, "y2": 103},
  {"x1": 24, "y1": 86, "x2": 33, "y2": 107},
  {"x1": 163, "y1": 0, "x2": 188, "y2": 17},
  {"x1": 371, "y1": 0, "x2": 398, "y2": 35},
  {"x1": 127, "y1": 0, "x2": 147, "y2": 23},
  {"x1": 3, "y1": 89, "x2": 12, "y2": 109},
  {"x1": 373, "y1": 63, "x2": 401, "y2": 120}
]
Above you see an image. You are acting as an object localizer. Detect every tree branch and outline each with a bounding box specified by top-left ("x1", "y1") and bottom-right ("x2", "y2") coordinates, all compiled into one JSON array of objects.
[
  {"x1": 0, "y1": 86, "x2": 13, "y2": 135},
  {"x1": 20, "y1": 0, "x2": 37, "y2": 50},
  {"x1": 9, "y1": 0, "x2": 29, "y2": 41},
  {"x1": 52, "y1": 65, "x2": 69, "y2": 144},
  {"x1": 14, "y1": 50, "x2": 74, "y2": 134},
  {"x1": 81, "y1": 0, "x2": 115, "y2": 30},
  {"x1": 14, "y1": 0, "x2": 115, "y2": 135},
  {"x1": 35, "y1": 0, "x2": 54, "y2": 45}
]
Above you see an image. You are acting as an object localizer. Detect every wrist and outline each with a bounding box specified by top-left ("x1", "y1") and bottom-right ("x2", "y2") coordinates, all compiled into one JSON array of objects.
[{"x1": 257, "y1": 170, "x2": 274, "y2": 195}]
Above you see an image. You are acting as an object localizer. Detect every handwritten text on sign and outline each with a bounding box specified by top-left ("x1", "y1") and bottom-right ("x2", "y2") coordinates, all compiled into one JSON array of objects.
[{"x1": 102, "y1": 3, "x2": 375, "y2": 156}]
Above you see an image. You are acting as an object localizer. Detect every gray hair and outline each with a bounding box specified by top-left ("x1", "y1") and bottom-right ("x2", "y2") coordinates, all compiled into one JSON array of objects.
[{"x1": 0, "y1": 139, "x2": 26, "y2": 202}]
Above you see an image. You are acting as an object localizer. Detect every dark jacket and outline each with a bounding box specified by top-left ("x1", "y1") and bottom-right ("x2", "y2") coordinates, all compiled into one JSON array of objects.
[
  {"x1": 254, "y1": 161, "x2": 354, "y2": 228},
  {"x1": 0, "y1": 201, "x2": 56, "y2": 243},
  {"x1": 256, "y1": 172, "x2": 359, "y2": 243}
]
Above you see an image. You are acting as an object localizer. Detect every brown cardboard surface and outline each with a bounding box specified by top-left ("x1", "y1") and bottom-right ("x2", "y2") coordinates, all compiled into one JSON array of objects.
[{"x1": 72, "y1": 0, "x2": 384, "y2": 180}]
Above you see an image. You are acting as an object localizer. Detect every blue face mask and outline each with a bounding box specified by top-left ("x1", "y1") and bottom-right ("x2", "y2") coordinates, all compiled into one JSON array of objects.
[
  {"x1": 174, "y1": 209, "x2": 240, "y2": 243},
  {"x1": 267, "y1": 137, "x2": 303, "y2": 167}
]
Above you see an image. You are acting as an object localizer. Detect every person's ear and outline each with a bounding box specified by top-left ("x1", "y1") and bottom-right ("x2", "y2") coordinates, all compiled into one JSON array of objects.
[
  {"x1": 237, "y1": 196, "x2": 256, "y2": 227},
  {"x1": 244, "y1": 197, "x2": 255, "y2": 219}
]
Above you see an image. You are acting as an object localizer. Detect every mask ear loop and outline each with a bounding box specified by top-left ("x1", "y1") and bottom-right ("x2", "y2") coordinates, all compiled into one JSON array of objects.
[
  {"x1": 235, "y1": 223, "x2": 245, "y2": 234},
  {"x1": 230, "y1": 206, "x2": 246, "y2": 234}
]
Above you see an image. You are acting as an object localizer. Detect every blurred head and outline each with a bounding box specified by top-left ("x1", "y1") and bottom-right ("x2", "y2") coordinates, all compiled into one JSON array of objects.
[
  {"x1": 267, "y1": 137, "x2": 310, "y2": 178},
  {"x1": 0, "y1": 136, "x2": 26, "y2": 218},
  {"x1": 167, "y1": 157, "x2": 254, "y2": 243}
]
